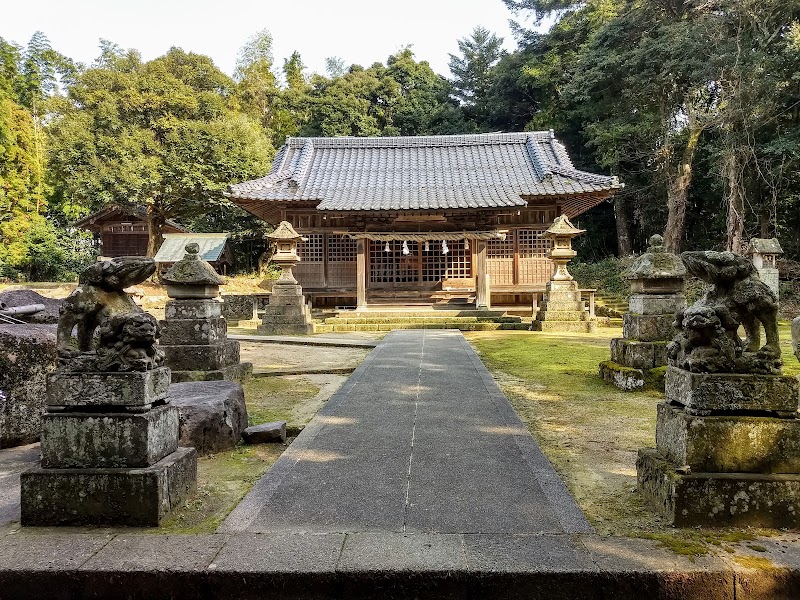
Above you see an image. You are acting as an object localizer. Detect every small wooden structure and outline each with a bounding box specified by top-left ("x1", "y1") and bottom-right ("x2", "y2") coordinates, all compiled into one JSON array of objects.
[
  {"x1": 73, "y1": 205, "x2": 190, "y2": 258},
  {"x1": 226, "y1": 132, "x2": 623, "y2": 308},
  {"x1": 154, "y1": 234, "x2": 235, "y2": 275}
]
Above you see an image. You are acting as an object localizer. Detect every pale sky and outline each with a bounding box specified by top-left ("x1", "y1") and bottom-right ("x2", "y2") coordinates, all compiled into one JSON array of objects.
[{"x1": 2, "y1": 0, "x2": 531, "y2": 79}]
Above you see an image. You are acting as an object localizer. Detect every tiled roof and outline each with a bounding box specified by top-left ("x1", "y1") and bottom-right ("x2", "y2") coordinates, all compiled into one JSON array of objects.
[
  {"x1": 154, "y1": 234, "x2": 229, "y2": 263},
  {"x1": 73, "y1": 205, "x2": 191, "y2": 232},
  {"x1": 226, "y1": 132, "x2": 621, "y2": 212}
]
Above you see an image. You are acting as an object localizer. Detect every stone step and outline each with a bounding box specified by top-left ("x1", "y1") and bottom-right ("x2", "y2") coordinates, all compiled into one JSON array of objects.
[
  {"x1": 337, "y1": 309, "x2": 507, "y2": 318},
  {"x1": 313, "y1": 322, "x2": 530, "y2": 333},
  {"x1": 324, "y1": 316, "x2": 522, "y2": 324},
  {"x1": 530, "y1": 320, "x2": 597, "y2": 333}
]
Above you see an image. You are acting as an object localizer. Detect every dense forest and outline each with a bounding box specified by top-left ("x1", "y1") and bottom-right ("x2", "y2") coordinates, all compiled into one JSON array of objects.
[{"x1": 1, "y1": 0, "x2": 799, "y2": 281}]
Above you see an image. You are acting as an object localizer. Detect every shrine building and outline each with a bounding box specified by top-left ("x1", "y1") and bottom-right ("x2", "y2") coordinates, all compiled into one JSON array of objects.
[{"x1": 226, "y1": 131, "x2": 622, "y2": 308}]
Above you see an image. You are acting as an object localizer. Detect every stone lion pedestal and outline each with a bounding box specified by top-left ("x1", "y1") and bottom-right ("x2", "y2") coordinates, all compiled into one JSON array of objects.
[
  {"x1": 637, "y1": 250, "x2": 800, "y2": 528},
  {"x1": 600, "y1": 235, "x2": 685, "y2": 390},
  {"x1": 20, "y1": 257, "x2": 196, "y2": 526}
]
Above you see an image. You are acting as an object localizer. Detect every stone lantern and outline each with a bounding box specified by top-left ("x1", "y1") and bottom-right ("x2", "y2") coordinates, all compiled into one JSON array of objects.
[
  {"x1": 600, "y1": 234, "x2": 686, "y2": 390},
  {"x1": 269, "y1": 221, "x2": 304, "y2": 284},
  {"x1": 532, "y1": 215, "x2": 595, "y2": 333},
  {"x1": 545, "y1": 214, "x2": 584, "y2": 282},
  {"x1": 747, "y1": 238, "x2": 783, "y2": 298},
  {"x1": 159, "y1": 243, "x2": 252, "y2": 382},
  {"x1": 258, "y1": 221, "x2": 313, "y2": 335}
]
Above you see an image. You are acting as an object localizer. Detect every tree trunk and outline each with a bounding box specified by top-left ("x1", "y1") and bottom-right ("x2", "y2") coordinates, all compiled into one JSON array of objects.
[
  {"x1": 146, "y1": 203, "x2": 165, "y2": 258},
  {"x1": 663, "y1": 124, "x2": 702, "y2": 254},
  {"x1": 724, "y1": 145, "x2": 747, "y2": 254},
  {"x1": 613, "y1": 196, "x2": 632, "y2": 256}
]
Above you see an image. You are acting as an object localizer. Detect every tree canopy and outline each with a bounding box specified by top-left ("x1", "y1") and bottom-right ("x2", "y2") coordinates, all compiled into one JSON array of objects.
[{"x1": 1, "y1": 12, "x2": 799, "y2": 280}]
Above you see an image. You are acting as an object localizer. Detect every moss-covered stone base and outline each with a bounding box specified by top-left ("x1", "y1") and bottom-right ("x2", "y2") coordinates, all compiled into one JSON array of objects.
[
  {"x1": 21, "y1": 446, "x2": 197, "y2": 526},
  {"x1": 637, "y1": 447, "x2": 800, "y2": 528},
  {"x1": 599, "y1": 360, "x2": 666, "y2": 391},
  {"x1": 656, "y1": 402, "x2": 800, "y2": 473}
]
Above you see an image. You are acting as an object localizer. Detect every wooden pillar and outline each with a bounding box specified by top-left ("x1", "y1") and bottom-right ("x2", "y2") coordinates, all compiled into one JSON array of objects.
[
  {"x1": 475, "y1": 239, "x2": 490, "y2": 309},
  {"x1": 356, "y1": 239, "x2": 367, "y2": 309}
]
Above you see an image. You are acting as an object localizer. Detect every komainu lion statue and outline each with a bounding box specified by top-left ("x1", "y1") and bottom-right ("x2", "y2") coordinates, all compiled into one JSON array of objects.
[
  {"x1": 667, "y1": 251, "x2": 781, "y2": 374},
  {"x1": 793, "y1": 316, "x2": 800, "y2": 362},
  {"x1": 57, "y1": 256, "x2": 164, "y2": 371}
]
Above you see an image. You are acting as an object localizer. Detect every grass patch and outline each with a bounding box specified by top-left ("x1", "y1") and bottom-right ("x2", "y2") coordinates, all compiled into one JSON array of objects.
[
  {"x1": 159, "y1": 375, "x2": 326, "y2": 533},
  {"x1": 158, "y1": 444, "x2": 283, "y2": 533},
  {"x1": 467, "y1": 325, "x2": 797, "y2": 554},
  {"x1": 243, "y1": 376, "x2": 321, "y2": 427}
]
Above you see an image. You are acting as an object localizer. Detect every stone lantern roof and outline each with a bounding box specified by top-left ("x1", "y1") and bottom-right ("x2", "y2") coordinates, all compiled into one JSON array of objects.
[
  {"x1": 268, "y1": 221, "x2": 304, "y2": 242},
  {"x1": 162, "y1": 243, "x2": 225, "y2": 299},
  {"x1": 623, "y1": 235, "x2": 686, "y2": 281},
  {"x1": 544, "y1": 214, "x2": 585, "y2": 238},
  {"x1": 746, "y1": 238, "x2": 783, "y2": 256}
]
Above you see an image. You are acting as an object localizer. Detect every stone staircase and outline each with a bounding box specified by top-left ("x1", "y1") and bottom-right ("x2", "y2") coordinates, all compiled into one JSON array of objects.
[
  {"x1": 594, "y1": 294, "x2": 629, "y2": 318},
  {"x1": 313, "y1": 308, "x2": 529, "y2": 333}
]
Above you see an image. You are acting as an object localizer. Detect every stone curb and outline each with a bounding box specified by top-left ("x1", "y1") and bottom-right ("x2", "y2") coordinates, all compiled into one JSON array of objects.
[
  {"x1": 0, "y1": 531, "x2": 797, "y2": 599},
  {"x1": 251, "y1": 366, "x2": 357, "y2": 377},
  {"x1": 229, "y1": 334, "x2": 379, "y2": 348}
]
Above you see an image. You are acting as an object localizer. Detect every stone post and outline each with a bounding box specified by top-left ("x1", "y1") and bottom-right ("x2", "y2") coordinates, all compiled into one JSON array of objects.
[
  {"x1": 258, "y1": 221, "x2": 314, "y2": 335},
  {"x1": 159, "y1": 243, "x2": 252, "y2": 383},
  {"x1": 746, "y1": 238, "x2": 783, "y2": 298},
  {"x1": 20, "y1": 257, "x2": 196, "y2": 526},
  {"x1": 599, "y1": 235, "x2": 685, "y2": 390},
  {"x1": 531, "y1": 215, "x2": 596, "y2": 333},
  {"x1": 637, "y1": 249, "x2": 800, "y2": 528}
]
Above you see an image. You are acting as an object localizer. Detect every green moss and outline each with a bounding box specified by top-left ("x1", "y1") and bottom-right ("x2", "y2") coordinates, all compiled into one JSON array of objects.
[
  {"x1": 157, "y1": 444, "x2": 283, "y2": 533},
  {"x1": 243, "y1": 376, "x2": 321, "y2": 427},
  {"x1": 639, "y1": 533, "x2": 710, "y2": 558},
  {"x1": 734, "y1": 556, "x2": 778, "y2": 571}
]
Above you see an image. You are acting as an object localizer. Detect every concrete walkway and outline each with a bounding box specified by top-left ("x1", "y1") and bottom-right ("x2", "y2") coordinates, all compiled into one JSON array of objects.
[{"x1": 221, "y1": 329, "x2": 590, "y2": 535}]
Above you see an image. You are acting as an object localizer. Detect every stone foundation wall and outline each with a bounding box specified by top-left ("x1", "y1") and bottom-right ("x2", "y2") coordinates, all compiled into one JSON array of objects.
[{"x1": 0, "y1": 324, "x2": 57, "y2": 448}]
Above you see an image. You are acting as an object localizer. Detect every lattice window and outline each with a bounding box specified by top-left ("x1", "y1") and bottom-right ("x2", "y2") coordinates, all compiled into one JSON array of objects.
[
  {"x1": 327, "y1": 235, "x2": 357, "y2": 262},
  {"x1": 445, "y1": 240, "x2": 472, "y2": 278},
  {"x1": 422, "y1": 243, "x2": 446, "y2": 282},
  {"x1": 369, "y1": 241, "x2": 419, "y2": 284},
  {"x1": 517, "y1": 230, "x2": 551, "y2": 258},
  {"x1": 488, "y1": 232, "x2": 515, "y2": 259},
  {"x1": 297, "y1": 233, "x2": 323, "y2": 262}
]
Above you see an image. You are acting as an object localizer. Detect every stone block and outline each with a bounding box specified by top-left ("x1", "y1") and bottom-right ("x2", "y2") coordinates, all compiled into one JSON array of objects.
[
  {"x1": 20, "y1": 446, "x2": 197, "y2": 526},
  {"x1": 165, "y1": 284, "x2": 219, "y2": 299},
  {"x1": 0, "y1": 324, "x2": 56, "y2": 448},
  {"x1": 258, "y1": 322, "x2": 314, "y2": 335},
  {"x1": 655, "y1": 402, "x2": 800, "y2": 473},
  {"x1": 531, "y1": 320, "x2": 596, "y2": 333},
  {"x1": 40, "y1": 404, "x2": 179, "y2": 468},
  {"x1": 243, "y1": 421, "x2": 287, "y2": 444},
  {"x1": 536, "y1": 310, "x2": 587, "y2": 321},
  {"x1": 623, "y1": 313, "x2": 676, "y2": 342},
  {"x1": 599, "y1": 361, "x2": 666, "y2": 391},
  {"x1": 269, "y1": 283, "x2": 304, "y2": 297},
  {"x1": 170, "y1": 381, "x2": 248, "y2": 455},
  {"x1": 161, "y1": 340, "x2": 240, "y2": 371},
  {"x1": 537, "y1": 301, "x2": 584, "y2": 312},
  {"x1": 159, "y1": 316, "x2": 227, "y2": 345},
  {"x1": 637, "y1": 447, "x2": 800, "y2": 528},
  {"x1": 664, "y1": 367, "x2": 799, "y2": 415},
  {"x1": 630, "y1": 278, "x2": 684, "y2": 294},
  {"x1": 628, "y1": 293, "x2": 685, "y2": 315},
  {"x1": 220, "y1": 294, "x2": 257, "y2": 321},
  {"x1": 46, "y1": 367, "x2": 171, "y2": 409},
  {"x1": 610, "y1": 338, "x2": 668, "y2": 370},
  {"x1": 165, "y1": 298, "x2": 222, "y2": 320},
  {"x1": 170, "y1": 362, "x2": 253, "y2": 384}
]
